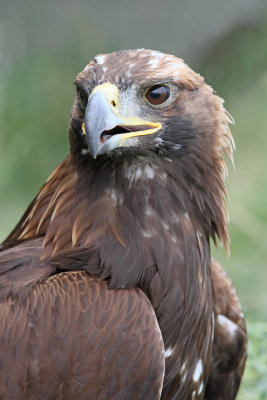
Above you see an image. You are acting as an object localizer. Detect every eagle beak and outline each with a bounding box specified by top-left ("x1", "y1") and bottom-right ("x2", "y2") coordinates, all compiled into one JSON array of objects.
[{"x1": 82, "y1": 83, "x2": 161, "y2": 158}]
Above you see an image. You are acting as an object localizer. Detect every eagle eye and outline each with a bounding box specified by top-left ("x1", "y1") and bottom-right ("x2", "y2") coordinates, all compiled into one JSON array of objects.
[{"x1": 145, "y1": 85, "x2": 170, "y2": 106}]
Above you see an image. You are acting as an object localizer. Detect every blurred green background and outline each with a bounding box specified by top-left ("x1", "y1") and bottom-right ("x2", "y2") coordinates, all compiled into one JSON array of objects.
[{"x1": 0, "y1": 0, "x2": 266, "y2": 398}]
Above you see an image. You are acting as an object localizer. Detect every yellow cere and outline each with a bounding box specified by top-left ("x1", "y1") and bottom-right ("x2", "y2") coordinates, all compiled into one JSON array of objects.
[{"x1": 90, "y1": 83, "x2": 120, "y2": 117}]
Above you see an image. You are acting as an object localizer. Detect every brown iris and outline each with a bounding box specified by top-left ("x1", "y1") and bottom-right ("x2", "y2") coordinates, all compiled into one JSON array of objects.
[{"x1": 145, "y1": 85, "x2": 170, "y2": 105}]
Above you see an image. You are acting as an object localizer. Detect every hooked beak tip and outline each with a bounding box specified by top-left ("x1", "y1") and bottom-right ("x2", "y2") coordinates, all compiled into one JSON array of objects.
[{"x1": 84, "y1": 92, "x2": 122, "y2": 158}]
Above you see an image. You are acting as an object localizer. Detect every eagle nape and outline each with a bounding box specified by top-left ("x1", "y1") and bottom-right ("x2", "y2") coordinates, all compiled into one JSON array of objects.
[{"x1": 0, "y1": 49, "x2": 247, "y2": 400}]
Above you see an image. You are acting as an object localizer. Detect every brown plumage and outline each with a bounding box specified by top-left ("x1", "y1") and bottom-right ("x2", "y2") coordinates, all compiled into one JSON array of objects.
[{"x1": 0, "y1": 49, "x2": 247, "y2": 399}]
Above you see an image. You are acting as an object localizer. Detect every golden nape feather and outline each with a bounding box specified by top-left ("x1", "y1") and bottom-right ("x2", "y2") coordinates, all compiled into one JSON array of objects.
[{"x1": 0, "y1": 49, "x2": 246, "y2": 400}]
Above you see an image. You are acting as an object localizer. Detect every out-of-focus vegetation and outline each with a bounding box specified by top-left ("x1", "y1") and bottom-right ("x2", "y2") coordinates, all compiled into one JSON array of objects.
[
  {"x1": 239, "y1": 321, "x2": 267, "y2": 400},
  {"x1": 0, "y1": 1, "x2": 266, "y2": 398}
]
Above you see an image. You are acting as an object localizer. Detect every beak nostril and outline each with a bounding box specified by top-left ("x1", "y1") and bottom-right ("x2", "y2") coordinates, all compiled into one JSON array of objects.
[{"x1": 111, "y1": 100, "x2": 116, "y2": 107}]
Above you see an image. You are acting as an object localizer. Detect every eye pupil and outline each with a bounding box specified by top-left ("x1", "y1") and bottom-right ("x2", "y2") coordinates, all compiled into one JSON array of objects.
[
  {"x1": 145, "y1": 85, "x2": 170, "y2": 105},
  {"x1": 151, "y1": 91, "x2": 161, "y2": 99}
]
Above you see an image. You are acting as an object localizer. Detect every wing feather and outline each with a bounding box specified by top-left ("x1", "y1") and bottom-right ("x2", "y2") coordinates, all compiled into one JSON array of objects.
[{"x1": 0, "y1": 242, "x2": 165, "y2": 400}]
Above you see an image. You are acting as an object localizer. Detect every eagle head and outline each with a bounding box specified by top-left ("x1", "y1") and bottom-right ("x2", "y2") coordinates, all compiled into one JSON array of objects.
[{"x1": 70, "y1": 49, "x2": 234, "y2": 165}]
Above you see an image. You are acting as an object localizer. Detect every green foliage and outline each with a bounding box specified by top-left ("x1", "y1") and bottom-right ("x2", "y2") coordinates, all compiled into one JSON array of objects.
[
  {"x1": 0, "y1": 54, "x2": 72, "y2": 238},
  {"x1": 238, "y1": 320, "x2": 267, "y2": 400}
]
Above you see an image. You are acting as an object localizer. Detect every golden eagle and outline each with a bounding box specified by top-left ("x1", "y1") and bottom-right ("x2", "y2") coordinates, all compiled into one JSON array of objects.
[{"x1": 0, "y1": 49, "x2": 247, "y2": 400}]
